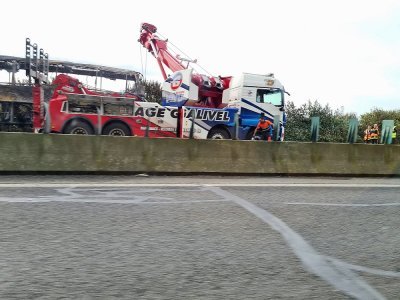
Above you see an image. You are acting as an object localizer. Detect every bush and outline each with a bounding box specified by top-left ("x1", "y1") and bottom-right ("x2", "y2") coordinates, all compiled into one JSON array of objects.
[{"x1": 285, "y1": 100, "x2": 356, "y2": 142}]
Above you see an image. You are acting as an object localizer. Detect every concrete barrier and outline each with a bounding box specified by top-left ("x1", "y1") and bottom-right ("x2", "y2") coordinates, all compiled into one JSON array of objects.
[{"x1": 0, "y1": 132, "x2": 399, "y2": 176}]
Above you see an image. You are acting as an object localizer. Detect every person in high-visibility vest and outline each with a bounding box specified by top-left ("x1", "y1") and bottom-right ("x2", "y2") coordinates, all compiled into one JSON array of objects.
[
  {"x1": 253, "y1": 113, "x2": 273, "y2": 141},
  {"x1": 363, "y1": 125, "x2": 371, "y2": 143},
  {"x1": 392, "y1": 126, "x2": 397, "y2": 144},
  {"x1": 369, "y1": 123, "x2": 379, "y2": 144}
]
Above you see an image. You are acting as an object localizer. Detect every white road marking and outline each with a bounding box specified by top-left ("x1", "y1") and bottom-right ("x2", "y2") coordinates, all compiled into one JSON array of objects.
[
  {"x1": 326, "y1": 257, "x2": 400, "y2": 278},
  {"x1": 0, "y1": 197, "x2": 228, "y2": 204},
  {"x1": 207, "y1": 186, "x2": 386, "y2": 300},
  {"x1": 0, "y1": 183, "x2": 199, "y2": 188},
  {"x1": 141, "y1": 199, "x2": 229, "y2": 204},
  {"x1": 0, "y1": 186, "x2": 226, "y2": 204},
  {"x1": 0, "y1": 183, "x2": 399, "y2": 188},
  {"x1": 286, "y1": 202, "x2": 400, "y2": 207},
  {"x1": 208, "y1": 183, "x2": 400, "y2": 188},
  {"x1": 0, "y1": 184, "x2": 397, "y2": 298}
]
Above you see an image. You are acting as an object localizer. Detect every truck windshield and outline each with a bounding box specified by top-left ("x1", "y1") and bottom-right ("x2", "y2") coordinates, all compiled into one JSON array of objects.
[{"x1": 256, "y1": 89, "x2": 283, "y2": 106}]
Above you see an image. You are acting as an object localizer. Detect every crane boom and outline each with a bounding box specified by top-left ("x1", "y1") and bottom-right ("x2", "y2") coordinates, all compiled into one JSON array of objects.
[
  {"x1": 138, "y1": 22, "x2": 231, "y2": 108},
  {"x1": 139, "y1": 23, "x2": 186, "y2": 79}
]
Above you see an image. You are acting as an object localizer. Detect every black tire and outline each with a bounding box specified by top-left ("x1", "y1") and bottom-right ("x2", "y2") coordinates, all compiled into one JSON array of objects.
[
  {"x1": 208, "y1": 128, "x2": 230, "y2": 140},
  {"x1": 64, "y1": 120, "x2": 94, "y2": 135},
  {"x1": 102, "y1": 123, "x2": 131, "y2": 136}
]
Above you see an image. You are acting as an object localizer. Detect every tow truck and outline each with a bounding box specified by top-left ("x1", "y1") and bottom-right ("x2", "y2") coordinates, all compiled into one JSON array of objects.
[
  {"x1": 138, "y1": 22, "x2": 288, "y2": 140},
  {"x1": 2, "y1": 27, "x2": 288, "y2": 140}
]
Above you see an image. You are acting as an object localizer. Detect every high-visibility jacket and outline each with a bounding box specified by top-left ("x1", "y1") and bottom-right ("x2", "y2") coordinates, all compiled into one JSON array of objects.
[
  {"x1": 363, "y1": 129, "x2": 370, "y2": 141},
  {"x1": 392, "y1": 127, "x2": 397, "y2": 139},
  {"x1": 370, "y1": 129, "x2": 379, "y2": 140},
  {"x1": 256, "y1": 119, "x2": 272, "y2": 131},
  {"x1": 255, "y1": 119, "x2": 273, "y2": 141}
]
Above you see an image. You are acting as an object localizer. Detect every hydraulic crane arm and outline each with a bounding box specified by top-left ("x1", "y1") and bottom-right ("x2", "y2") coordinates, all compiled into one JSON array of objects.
[
  {"x1": 139, "y1": 23, "x2": 187, "y2": 80},
  {"x1": 138, "y1": 22, "x2": 231, "y2": 108}
]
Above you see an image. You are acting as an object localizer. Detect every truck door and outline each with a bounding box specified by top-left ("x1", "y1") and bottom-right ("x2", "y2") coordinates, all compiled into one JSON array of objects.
[{"x1": 255, "y1": 88, "x2": 284, "y2": 118}]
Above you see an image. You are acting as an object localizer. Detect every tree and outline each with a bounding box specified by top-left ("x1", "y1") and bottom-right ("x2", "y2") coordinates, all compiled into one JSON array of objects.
[
  {"x1": 142, "y1": 80, "x2": 162, "y2": 104},
  {"x1": 284, "y1": 100, "x2": 310, "y2": 142},
  {"x1": 359, "y1": 108, "x2": 400, "y2": 132},
  {"x1": 285, "y1": 100, "x2": 357, "y2": 142}
]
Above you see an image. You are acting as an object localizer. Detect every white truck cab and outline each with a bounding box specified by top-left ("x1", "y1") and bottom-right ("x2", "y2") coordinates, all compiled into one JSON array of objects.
[
  {"x1": 223, "y1": 73, "x2": 284, "y2": 112},
  {"x1": 222, "y1": 73, "x2": 286, "y2": 131}
]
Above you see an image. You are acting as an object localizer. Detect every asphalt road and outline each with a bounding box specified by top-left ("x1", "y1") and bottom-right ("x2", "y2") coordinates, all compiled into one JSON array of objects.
[{"x1": 0, "y1": 175, "x2": 399, "y2": 299}]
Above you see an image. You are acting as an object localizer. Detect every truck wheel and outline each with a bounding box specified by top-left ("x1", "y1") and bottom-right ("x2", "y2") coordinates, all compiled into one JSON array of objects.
[
  {"x1": 103, "y1": 123, "x2": 131, "y2": 136},
  {"x1": 208, "y1": 128, "x2": 230, "y2": 139},
  {"x1": 64, "y1": 120, "x2": 94, "y2": 135}
]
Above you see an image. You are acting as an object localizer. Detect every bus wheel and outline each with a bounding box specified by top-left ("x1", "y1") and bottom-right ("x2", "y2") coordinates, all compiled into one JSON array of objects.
[
  {"x1": 208, "y1": 128, "x2": 230, "y2": 139},
  {"x1": 103, "y1": 123, "x2": 131, "y2": 136},
  {"x1": 64, "y1": 120, "x2": 94, "y2": 135}
]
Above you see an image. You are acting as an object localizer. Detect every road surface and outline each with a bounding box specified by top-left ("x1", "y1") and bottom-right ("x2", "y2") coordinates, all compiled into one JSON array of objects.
[{"x1": 0, "y1": 175, "x2": 399, "y2": 299}]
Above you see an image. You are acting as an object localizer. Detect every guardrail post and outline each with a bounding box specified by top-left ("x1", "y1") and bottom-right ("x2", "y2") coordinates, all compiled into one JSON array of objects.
[
  {"x1": 310, "y1": 116, "x2": 320, "y2": 142},
  {"x1": 273, "y1": 115, "x2": 280, "y2": 141},
  {"x1": 189, "y1": 109, "x2": 195, "y2": 139},
  {"x1": 96, "y1": 107, "x2": 102, "y2": 135},
  {"x1": 233, "y1": 112, "x2": 239, "y2": 140},
  {"x1": 381, "y1": 120, "x2": 394, "y2": 144},
  {"x1": 145, "y1": 117, "x2": 150, "y2": 137},
  {"x1": 347, "y1": 118, "x2": 358, "y2": 144},
  {"x1": 43, "y1": 102, "x2": 51, "y2": 134}
]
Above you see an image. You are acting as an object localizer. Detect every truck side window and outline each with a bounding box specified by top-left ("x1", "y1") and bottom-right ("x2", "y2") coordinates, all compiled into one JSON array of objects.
[
  {"x1": 61, "y1": 101, "x2": 67, "y2": 112},
  {"x1": 256, "y1": 89, "x2": 283, "y2": 106},
  {"x1": 68, "y1": 100, "x2": 98, "y2": 114}
]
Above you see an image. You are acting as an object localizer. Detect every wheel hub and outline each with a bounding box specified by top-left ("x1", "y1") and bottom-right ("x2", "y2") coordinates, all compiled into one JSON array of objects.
[
  {"x1": 109, "y1": 128, "x2": 126, "y2": 136},
  {"x1": 71, "y1": 127, "x2": 88, "y2": 135}
]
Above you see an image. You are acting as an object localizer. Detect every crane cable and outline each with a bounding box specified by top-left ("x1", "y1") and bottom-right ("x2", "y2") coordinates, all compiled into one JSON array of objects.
[
  {"x1": 139, "y1": 44, "x2": 144, "y2": 78},
  {"x1": 157, "y1": 31, "x2": 214, "y2": 77},
  {"x1": 139, "y1": 44, "x2": 148, "y2": 82},
  {"x1": 144, "y1": 50, "x2": 148, "y2": 82}
]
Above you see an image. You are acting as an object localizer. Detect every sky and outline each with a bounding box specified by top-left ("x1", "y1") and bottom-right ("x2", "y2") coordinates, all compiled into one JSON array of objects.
[{"x1": 1, "y1": 0, "x2": 399, "y2": 115}]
